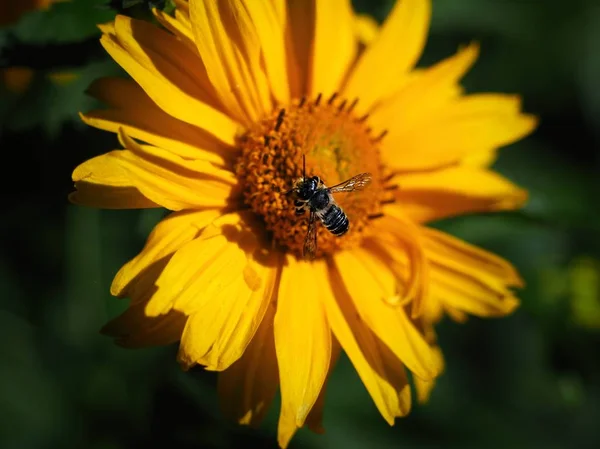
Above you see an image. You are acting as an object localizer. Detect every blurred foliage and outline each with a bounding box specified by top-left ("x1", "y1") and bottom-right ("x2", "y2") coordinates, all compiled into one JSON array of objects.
[{"x1": 1, "y1": 0, "x2": 599, "y2": 448}]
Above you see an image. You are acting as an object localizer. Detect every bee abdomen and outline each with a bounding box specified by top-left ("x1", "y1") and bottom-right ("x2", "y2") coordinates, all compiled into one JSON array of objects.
[{"x1": 323, "y1": 205, "x2": 349, "y2": 236}]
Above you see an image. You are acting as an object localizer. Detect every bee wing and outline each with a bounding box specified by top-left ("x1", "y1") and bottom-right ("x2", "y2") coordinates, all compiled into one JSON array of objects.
[
  {"x1": 328, "y1": 173, "x2": 372, "y2": 193},
  {"x1": 303, "y1": 211, "x2": 318, "y2": 260}
]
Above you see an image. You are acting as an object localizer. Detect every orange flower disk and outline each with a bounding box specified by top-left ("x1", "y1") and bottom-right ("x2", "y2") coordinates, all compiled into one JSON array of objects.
[{"x1": 70, "y1": 0, "x2": 537, "y2": 447}]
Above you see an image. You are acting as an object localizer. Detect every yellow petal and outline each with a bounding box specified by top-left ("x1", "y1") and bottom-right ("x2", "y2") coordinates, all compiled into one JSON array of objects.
[
  {"x1": 113, "y1": 129, "x2": 238, "y2": 210},
  {"x1": 84, "y1": 77, "x2": 235, "y2": 165},
  {"x1": 371, "y1": 42, "x2": 477, "y2": 131},
  {"x1": 420, "y1": 290, "x2": 444, "y2": 325},
  {"x1": 316, "y1": 259, "x2": 411, "y2": 424},
  {"x1": 370, "y1": 43, "x2": 479, "y2": 169},
  {"x1": 444, "y1": 305, "x2": 469, "y2": 323},
  {"x1": 97, "y1": 21, "x2": 115, "y2": 36},
  {"x1": 309, "y1": 0, "x2": 357, "y2": 97},
  {"x1": 189, "y1": 0, "x2": 273, "y2": 125},
  {"x1": 101, "y1": 301, "x2": 187, "y2": 348},
  {"x1": 47, "y1": 70, "x2": 78, "y2": 86},
  {"x1": 423, "y1": 227, "x2": 524, "y2": 287},
  {"x1": 390, "y1": 165, "x2": 528, "y2": 223},
  {"x1": 100, "y1": 34, "x2": 238, "y2": 146},
  {"x1": 178, "y1": 247, "x2": 281, "y2": 371},
  {"x1": 333, "y1": 249, "x2": 442, "y2": 380},
  {"x1": 111, "y1": 209, "x2": 222, "y2": 297},
  {"x1": 354, "y1": 14, "x2": 379, "y2": 46},
  {"x1": 113, "y1": 15, "x2": 221, "y2": 110},
  {"x1": 431, "y1": 275, "x2": 520, "y2": 318},
  {"x1": 153, "y1": 8, "x2": 197, "y2": 53},
  {"x1": 368, "y1": 213, "x2": 430, "y2": 318},
  {"x1": 275, "y1": 255, "x2": 331, "y2": 449},
  {"x1": 217, "y1": 298, "x2": 279, "y2": 427},
  {"x1": 147, "y1": 212, "x2": 249, "y2": 316},
  {"x1": 70, "y1": 153, "x2": 159, "y2": 209},
  {"x1": 381, "y1": 92, "x2": 538, "y2": 171},
  {"x1": 81, "y1": 110, "x2": 231, "y2": 167},
  {"x1": 395, "y1": 94, "x2": 538, "y2": 167},
  {"x1": 242, "y1": 1, "x2": 290, "y2": 105},
  {"x1": 413, "y1": 347, "x2": 443, "y2": 403},
  {"x1": 173, "y1": 0, "x2": 189, "y2": 14},
  {"x1": 305, "y1": 336, "x2": 342, "y2": 434},
  {"x1": 462, "y1": 148, "x2": 499, "y2": 168},
  {"x1": 423, "y1": 227, "x2": 522, "y2": 318},
  {"x1": 344, "y1": 0, "x2": 431, "y2": 113}
]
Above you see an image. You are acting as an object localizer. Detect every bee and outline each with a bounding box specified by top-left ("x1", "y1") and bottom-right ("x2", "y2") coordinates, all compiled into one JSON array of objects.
[{"x1": 287, "y1": 155, "x2": 372, "y2": 259}]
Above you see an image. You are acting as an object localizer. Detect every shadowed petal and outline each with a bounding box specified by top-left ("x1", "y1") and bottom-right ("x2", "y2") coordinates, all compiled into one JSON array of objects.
[
  {"x1": 304, "y1": 337, "x2": 342, "y2": 434},
  {"x1": 177, "y1": 244, "x2": 281, "y2": 371},
  {"x1": 70, "y1": 153, "x2": 159, "y2": 209},
  {"x1": 113, "y1": 15, "x2": 222, "y2": 109},
  {"x1": 101, "y1": 301, "x2": 187, "y2": 348},
  {"x1": 111, "y1": 209, "x2": 222, "y2": 297},
  {"x1": 217, "y1": 298, "x2": 279, "y2": 427},
  {"x1": 146, "y1": 212, "x2": 247, "y2": 315},
  {"x1": 285, "y1": 0, "x2": 313, "y2": 96}
]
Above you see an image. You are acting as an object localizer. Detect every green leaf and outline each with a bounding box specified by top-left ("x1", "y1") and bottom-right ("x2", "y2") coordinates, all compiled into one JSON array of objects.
[
  {"x1": 2, "y1": 59, "x2": 123, "y2": 138},
  {"x1": 10, "y1": 0, "x2": 115, "y2": 44}
]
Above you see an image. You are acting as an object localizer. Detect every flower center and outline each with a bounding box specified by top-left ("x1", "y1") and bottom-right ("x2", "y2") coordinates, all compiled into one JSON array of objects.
[{"x1": 235, "y1": 94, "x2": 389, "y2": 258}]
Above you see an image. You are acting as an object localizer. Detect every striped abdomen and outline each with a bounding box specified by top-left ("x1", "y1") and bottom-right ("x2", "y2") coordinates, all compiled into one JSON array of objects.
[{"x1": 320, "y1": 204, "x2": 349, "y2": 236}]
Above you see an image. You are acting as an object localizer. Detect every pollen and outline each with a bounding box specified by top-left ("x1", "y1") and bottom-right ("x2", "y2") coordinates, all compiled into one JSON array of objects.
[{"x1": 235, "y1": 94, "x2": 391, "y2": 258}]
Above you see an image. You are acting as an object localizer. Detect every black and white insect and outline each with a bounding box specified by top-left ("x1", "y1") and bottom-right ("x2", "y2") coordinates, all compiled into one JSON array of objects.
[{"x1": 287, "y1": 155, "x2": 372, "y2": 259}]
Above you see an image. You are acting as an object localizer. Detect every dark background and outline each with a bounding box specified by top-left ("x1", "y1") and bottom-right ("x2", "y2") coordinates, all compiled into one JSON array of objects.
[{"x1": 1, "y1": 0, "x2": 599, "y2": 448}]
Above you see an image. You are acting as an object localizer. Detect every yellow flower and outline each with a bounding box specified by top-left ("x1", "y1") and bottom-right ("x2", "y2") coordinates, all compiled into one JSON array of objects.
[
  {"x1": 1, "y1": 67, "x2": 35, "y2": 93},
  {"x1": 70, "y1": 0, "x2": 537, "y2": 446}
]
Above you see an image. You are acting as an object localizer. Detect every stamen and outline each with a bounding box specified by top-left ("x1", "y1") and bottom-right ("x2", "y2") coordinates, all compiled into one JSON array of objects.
[
  {"x1": 373, "y1": 130, "x2": 388, "y2": 143},
  {"x1": 314, "y1": 93, "x2": 322, "y2": 106},
  {"x1": 327, "y1": 92, "x2": 338, "y2": 105},
  {"x1": 298, "y1": 96, "x2": 307, "y2": 108},
  {"x1": 347, "y1": 98, "x2": 359, "y2": 113},
  {"x1": 382, "y1": 173, "x2": 395, "y2": 183},
  {"x1": 275, "y1": 108, "x2": 286, "y2": 131},
  {"x1": 357, "y1": 113, "x2": 370, "y2": 123}
]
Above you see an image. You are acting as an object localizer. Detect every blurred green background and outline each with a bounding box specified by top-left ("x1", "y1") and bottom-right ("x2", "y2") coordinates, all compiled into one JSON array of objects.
[{"x1": 1, "y1": 0, "x2": 599, "y2": 448}]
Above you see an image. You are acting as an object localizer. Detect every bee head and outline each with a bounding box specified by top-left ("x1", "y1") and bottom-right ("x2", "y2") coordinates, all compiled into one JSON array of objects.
[{"x1": 296, "y1": 176, "x2": 320, "y2": 200}]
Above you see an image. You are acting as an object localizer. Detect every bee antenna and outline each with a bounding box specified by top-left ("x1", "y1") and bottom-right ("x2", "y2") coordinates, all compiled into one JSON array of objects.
[{"x1": 302, "y1": 154, "x2": 306, "y2": 179}]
